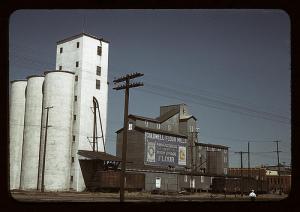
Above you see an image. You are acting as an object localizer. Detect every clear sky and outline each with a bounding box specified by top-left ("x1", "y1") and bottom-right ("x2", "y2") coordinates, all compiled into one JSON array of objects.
[{"x1": 9, "y1": 9, "x2": 291, "y2": 168}]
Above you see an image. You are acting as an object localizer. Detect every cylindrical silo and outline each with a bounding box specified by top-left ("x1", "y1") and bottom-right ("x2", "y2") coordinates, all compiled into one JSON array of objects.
[
  {"x1": 38, "y1": 70, "x2": 74, "y2": 191},
  {"x1": 20, "y1": 76, "x2": 44, "y2": 190},
  {"x1": 9, "y1": 80, "x2": 27, "y2": 190}
]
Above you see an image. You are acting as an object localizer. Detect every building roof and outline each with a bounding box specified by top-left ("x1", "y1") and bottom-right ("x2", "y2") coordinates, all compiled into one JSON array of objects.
[
  {"x1": 56, "y1": 33, "x2": 110, "y2": 45},
  {"x1": 128, "y1": 114, "x2": 160, "y2": 123},
  {"x1": 179, "y1": 115, "x2": 197, "y2": 121},
  {"x1": 116, "y1": 125, "x2": 187, "y2": 138},
  {"x1": 195, "y1": 142, "x2": 229, "y2": 150},
  {"x1": 157, "y1": 108, "x2": 179, "y2": 122},
  {"x1": 26, "y1": 75, "x2": 45, "y2": 79},
  {"x1": 129, "y1": 107, "x2": 180, "y2": 124},
  {"x1": 44, "y1": 70, "x2": 75, "y2": 75},
  {"x1": 77, "y1": 150, "x2": 122, "y2": 162},
  {"x1": 10, "y1": 80, "x2": 27, "y2": 83}
]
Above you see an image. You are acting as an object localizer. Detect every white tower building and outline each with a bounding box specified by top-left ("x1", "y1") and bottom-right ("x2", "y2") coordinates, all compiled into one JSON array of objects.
[{"x1": 55, "y1": 33, "x2": 109, "y2": 191}]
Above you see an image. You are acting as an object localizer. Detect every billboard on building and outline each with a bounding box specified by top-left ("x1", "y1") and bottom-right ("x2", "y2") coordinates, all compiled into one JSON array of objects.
[{"x1": 144, "y1": 132, "x2": 187, "y2": 167}]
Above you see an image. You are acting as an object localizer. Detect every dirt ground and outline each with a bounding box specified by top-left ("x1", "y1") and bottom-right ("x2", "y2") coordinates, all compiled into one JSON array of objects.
[{"x1": 9, "y1": 191, "x2": 289, "y2": 202}]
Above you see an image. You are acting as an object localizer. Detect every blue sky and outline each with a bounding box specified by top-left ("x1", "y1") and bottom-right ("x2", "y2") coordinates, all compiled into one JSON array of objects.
[{"x1": 9, "y1": 9, "x2": 291, "y2": 168}]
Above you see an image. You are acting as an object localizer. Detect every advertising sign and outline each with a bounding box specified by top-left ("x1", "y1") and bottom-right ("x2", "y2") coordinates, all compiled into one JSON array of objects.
[{"x1": 144, "y1": 132, "x2": 187, "y2": 167}]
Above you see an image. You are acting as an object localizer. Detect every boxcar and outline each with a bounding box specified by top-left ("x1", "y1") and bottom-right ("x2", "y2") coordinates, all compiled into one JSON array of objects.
[{"x1": 212, "y1": 177, "x2": 268, "y2": 194}]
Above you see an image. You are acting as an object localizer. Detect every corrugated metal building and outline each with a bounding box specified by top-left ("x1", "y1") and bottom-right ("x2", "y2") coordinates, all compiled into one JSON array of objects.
[{"x1": 116, "y1": 104, "x2": 229, "y2": 192}]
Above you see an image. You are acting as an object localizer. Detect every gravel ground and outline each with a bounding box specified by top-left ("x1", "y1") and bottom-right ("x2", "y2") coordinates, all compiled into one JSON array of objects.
[{"x1": 10, "y1": 191, "x2": 289, "y2": 202}]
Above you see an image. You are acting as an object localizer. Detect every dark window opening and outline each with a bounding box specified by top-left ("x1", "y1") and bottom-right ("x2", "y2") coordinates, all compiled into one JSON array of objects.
[
  {"x1": 75, "y1": 76, "x2": 78, "y2": 81},
  {"x1": 74, "y1": 96, "x2": 77, "y2": 101},
  {"x1": 76, "y1": 61, "x2": 79, "y2": 67},
  {"x1": 74, "y1": 115, "x2": 76, "y2": 120},
  {"x1": 59, "y1": 66, "x2": 62, "y2": 70},
  {"x1": 77, "y1": 42, "x2": 80, "y2": 48},
  {"x1": 60, "y1": 47, "x2": 63, "y2": 53},
  {"x1": 72, "y1": 135, "x2": 75, "y2": 141},
  {"x1": 72, "y1": 157, "x2": 74, "y2": 163},
  {"x1": 97, "y1": 46, "x2": 102, "y2": 56},
  {"x1": 71, "y1": 176, "x2": 73, "y2": 181},
  {"x1": 96, "y1": 66, "x2": 101, "y2": 76},
  {"x1": 96, "y1": 80, "x2": 100, "y2": 90}
]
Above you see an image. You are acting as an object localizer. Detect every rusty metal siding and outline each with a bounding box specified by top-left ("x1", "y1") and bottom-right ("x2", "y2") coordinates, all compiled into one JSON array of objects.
[
  {"x1": 144, "y1": 172, "x2": 178, "y2": 192},
  {"x1": 86, "y1": 171, "x2": 145, "y2": 190},
  {"x1": 178, "y1": 175, "x2": 212, "y2": 191},
  {"x1": 117, "y1": 130, "x2": 146, "y2": 170},
  {"x1": 160, "y1": 113, "x2": 179, "y2": 133}
]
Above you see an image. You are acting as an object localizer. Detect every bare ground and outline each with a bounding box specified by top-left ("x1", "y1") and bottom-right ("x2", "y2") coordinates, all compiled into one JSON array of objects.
[{"x1": 9, "y1": 191, "x2": 289, "y2": 202}]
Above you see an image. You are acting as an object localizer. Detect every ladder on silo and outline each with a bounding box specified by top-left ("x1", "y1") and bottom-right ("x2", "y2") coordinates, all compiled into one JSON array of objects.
[{"x1": 91, "y1": 96, "x2": 106, "y2": 152}]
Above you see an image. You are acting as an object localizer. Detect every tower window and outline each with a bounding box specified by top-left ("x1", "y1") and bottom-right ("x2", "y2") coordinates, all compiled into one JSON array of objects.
[
  {"x1": 60, "y1": 47, "x2": 63, "y2": 53},
  {"x1": 97, "y1": 46, "x2": 102, "y2": 56},
  {"x1": 59, "y1": 66, "x2": 62, "y2": 70},
  {"x1": 70, "y1": 176, "x2": 73, "y2": 181},
  {"x1": 96, "y1": 66, "x2": 101, "y2": 76},
  {"x1": 72, "y1": 157, "x2": 74, "y2": 163},
  {"x1": 74, "y1": 95, "x2": 77, "y2": 101},
  {"x1": 75, "y1": 75, "x2": 78, "y2": 81},
  {"x1": 77, "y1": 42, "x2": 80, "y2": 48},
  {"x1": 72, "y1": 135, "x2": 75, "y2": 141},
  {"x1": 74, "y1": 115, "x2": 76, "y2": 120},
  {"x1": 76, "y1": 61, "x2": 79, "y2": 67},
  {"x1": 96, "y1": 80, "x2": 100, "y2": 90}
]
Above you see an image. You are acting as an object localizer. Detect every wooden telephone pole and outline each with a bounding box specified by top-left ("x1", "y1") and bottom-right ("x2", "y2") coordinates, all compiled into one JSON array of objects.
[
  {"x1": 113, "y1": 72, "x2": 144, "y2": 202},
  {"x1": 273, "y1": 140, "x2": 282, "y2": 195},
  {"x1": 235, "y1": 151, "x2": 247, "y2": 196},
  {"x1": 41, "y1": 106, "x2": 53, "y2": 192}
]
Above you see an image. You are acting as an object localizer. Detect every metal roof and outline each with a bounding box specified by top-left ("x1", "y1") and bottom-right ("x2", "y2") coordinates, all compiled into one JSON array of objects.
[
  {"x1": 135, "y1": 126, "x2": 187, "y2": 138},
  {"x1": 156, "y1": 108, "x2": 179, "y2": 122},
  {"x1": 77, "y1": 150, "x2": 122, "y2": 162},
  {"x1": 129, "y1": 108, "x2": 180, "y2": 123},
  {"x1": 128, "y1": 114, "x2": 160, "y2": 123},
  {"x1": 56, "y1": 33, "x2": 110, "y2": 45},
  {"x1": 195, "y1": 142, "x2": 229, "y2": 149},
  {"x1": 44, "y1": 70, "x2": 75, "y2": 75}
]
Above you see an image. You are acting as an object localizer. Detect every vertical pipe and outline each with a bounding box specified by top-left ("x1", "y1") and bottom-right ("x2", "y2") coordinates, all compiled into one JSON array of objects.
[
  {"x1": 41, "y1": 106, "x2": 52, "y2": 192},
  {"x1": 120, "y1": 79, "x2": 129, "y2": 202}
]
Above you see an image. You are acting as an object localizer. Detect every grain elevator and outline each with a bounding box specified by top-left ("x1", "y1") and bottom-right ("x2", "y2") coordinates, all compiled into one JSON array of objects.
[{"x1": 9, "y1": 33, "x2": 109, "y2": 192}]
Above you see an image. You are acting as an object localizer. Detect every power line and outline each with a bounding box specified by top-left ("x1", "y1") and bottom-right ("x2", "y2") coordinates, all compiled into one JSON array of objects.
[
  {"x1": 145, "y1": 82, "x2": 289, "y2": 121},
  {"x1": 135, "y1": 88, "x2": 290, "y2": 125},
  {"x1": 10, "y1": 50, "x2": 290, "y2": 125}
]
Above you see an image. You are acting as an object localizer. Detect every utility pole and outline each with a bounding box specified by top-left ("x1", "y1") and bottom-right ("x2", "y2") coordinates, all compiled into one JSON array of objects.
[
  {"x1": 248, "y1": 142, "x2": 250, "y2": 178},
  {"x1": 273, "y1": 140, "x2": 282, "y2": 195},
  {"x1": 113, "y1": 72, "x2": 144, "y2": 202},
  {"x1": 189, "y1": 130, "x2": 198, "y2": 193},
  {"x1": 41, "y1": 106, "x2": 53, "y2": 192},
  {"x1": 235, "y1": 151, "x2": 247, "y2": 196}
]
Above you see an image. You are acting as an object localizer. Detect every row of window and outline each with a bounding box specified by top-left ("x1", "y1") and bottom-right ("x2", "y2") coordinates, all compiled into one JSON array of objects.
[
  {"x1": 59, "y1": 42, "x2": 102, "y2": 56},
  {"x1": 59, "y1": 63, "x2": 101, "y2": 76},
  {"x1": 74, "y1": 75, "x2": 101, "y2": 90},
  {"x1": 183, "y1": 175, "x2": 205, "y2": 183},
  {"x1": 144, "y1": 121, "x2": 161, "y2": 129}
]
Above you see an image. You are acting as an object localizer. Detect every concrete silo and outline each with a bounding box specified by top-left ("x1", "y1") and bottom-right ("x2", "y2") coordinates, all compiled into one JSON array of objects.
[
  {"x1": 20, "y1": 76, "x2": 44, "y2": 190},
  {"x1": 38, "y1": 70, "x2": 74, "y2": 191},
  {"x1": 9, "y1": 80, "x2": 27, "y2": 190}
]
